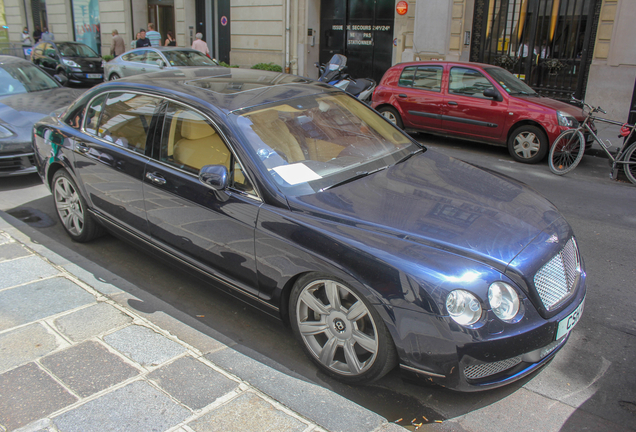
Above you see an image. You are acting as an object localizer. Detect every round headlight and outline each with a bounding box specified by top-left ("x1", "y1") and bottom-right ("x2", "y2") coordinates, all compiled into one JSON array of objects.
[
  {"x1": 446, "y1": 290, "x2": 482, "y2": 325},
  {"x1": 488, "y1": 282, "x2": 520, "y2": 321}
]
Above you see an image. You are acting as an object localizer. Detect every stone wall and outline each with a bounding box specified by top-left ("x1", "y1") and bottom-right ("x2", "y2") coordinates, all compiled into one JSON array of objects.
[
  {"x1": 586, "y1": 0, "x2": 636, "y2": 121},
  {"x1": 230, "y1": 0, "x2": 285, "y2": 68}
]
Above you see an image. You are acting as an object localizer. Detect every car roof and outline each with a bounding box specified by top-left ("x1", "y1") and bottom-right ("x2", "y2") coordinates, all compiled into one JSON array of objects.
[
  {"x1": 96, "y1": 67, "x2": 334, "y2": 113},
  {"x1": 392, "y1": 60, "x2": 500, "y2": 70},
  {"x1": 0, "y1": 55, "x2": 32, "y2": 66},
  {"x1": 146, "y1": 47, "x2": 200, "y2": 52}
]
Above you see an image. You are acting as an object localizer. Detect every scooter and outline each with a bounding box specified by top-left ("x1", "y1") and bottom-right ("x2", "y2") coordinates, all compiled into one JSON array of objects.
[{"x1": 316, "y1": 54, "x2": 376, "y2": 104}]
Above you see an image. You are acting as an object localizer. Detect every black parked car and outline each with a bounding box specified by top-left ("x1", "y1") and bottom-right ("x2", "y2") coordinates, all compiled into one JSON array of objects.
[
  {"x1": 31, "y1": 41, "x2": 103, "y2": 86},
  {"x1": 32, "y1": 68, "x2": 586, "y2": 390},
  {"x1": 0, "y1": 55, "x2": 83, "y2": 176}
]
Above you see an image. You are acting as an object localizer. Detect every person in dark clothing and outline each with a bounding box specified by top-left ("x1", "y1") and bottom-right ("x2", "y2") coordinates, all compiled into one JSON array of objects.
[
  {"x1": 165, "y1": 31, "x2": 177, "y2": 47},
  {"x1": 135, "y1": 29, "x2": 151, "y2": 48},
  {"x1": 33, "y1": 26, "x2": 42, "y2": 43}
]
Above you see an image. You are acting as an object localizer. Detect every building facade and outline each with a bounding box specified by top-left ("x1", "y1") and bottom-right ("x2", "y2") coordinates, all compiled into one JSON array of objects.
[{"x1": 3, "y1": 0, "x2": 635, "y2": 120}]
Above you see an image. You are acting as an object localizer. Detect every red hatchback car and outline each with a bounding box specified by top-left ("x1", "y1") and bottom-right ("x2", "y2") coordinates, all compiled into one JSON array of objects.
[{"x1": 372, "y1": 61, "x2": 586, "y2": 163}]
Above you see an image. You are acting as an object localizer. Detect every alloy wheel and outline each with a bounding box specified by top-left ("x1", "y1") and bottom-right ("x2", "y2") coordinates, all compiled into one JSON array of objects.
[
  {"x1": 295, "y1": 279, "x2": 379, "y2": 376},
  {"x1": 54, "y1": 176, "x2": 85, "y2": 236}
]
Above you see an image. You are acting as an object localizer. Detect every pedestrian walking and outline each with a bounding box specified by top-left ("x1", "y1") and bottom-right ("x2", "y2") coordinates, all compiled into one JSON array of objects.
[
  {"x1": 146, "y1": 23, "x2": 162, "y2": 47},
  {"x1": 191, "y1": 33, "x2": 209, "y2": 56},
  {"x1": 110, "y1": 29, "x2": 126, "y2": 57},
  {"x1": 41, "y1": 27, "x2": 54, "y2": 41},
  {"x1": 135, "y1": 29, "x2": 151, "y2": 48},
  {"x1": 165, "y1": 31, "x2": 177, "y2": 47}
]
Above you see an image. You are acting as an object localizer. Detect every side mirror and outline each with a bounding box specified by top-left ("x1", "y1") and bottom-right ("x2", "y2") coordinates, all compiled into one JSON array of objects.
[
  {"x1": 199, "y1": 165, "x2": 228, "y2": 190},
  {"x1": 54, "y1": 73, "x2": 68, "y2": 86},
  {"x1": 483, "y1": 88, "x2": 503, "y2": 102},
  {"x1": 156, "y1": 59, "x2": 165, "y2": 69}
]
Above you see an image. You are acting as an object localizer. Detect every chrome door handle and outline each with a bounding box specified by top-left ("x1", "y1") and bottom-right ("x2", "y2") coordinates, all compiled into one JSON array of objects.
[
  {"x1": 448, "y1": 101, "x2": 458, "y2": 106},
  {"x1": 145, "y1": 172, "x2": 166, "y2": 185},
  {"x1": 77, "y1": 143, "x2": 89, "y2": 153}
]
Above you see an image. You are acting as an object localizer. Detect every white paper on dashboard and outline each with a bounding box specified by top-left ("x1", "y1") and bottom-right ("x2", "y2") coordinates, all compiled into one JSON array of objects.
[{"x1": 272, "y1": 163, "x2": 322, "y2": 185}]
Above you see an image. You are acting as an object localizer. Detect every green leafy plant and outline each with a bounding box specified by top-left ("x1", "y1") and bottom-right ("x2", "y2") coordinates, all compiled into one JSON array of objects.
[
  {"x1": 102, "y1": 55, "x2": 114, "y2": 62},
  {"x1": 251, "y1": 62, "x2": 283, "y2": 72},
  {"x1": 219, "y1": 61, "x2": 239, "y2": 68}
]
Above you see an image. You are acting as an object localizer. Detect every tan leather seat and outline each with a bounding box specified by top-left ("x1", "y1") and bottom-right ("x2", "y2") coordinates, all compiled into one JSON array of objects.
[
  {"x1": 249, "y1": 110, "x2": 305, "y2": 163},
  {"x1": 173, "y1": 117, "x2": 230, "y2": 171}
]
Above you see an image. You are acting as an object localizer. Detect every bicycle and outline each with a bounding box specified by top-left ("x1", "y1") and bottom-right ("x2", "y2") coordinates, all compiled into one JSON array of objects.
[{"x1": 548, "y1": 96, "x2": 636, "y2": 185}]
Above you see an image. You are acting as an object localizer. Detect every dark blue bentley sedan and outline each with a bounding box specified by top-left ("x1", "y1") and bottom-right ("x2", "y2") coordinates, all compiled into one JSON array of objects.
[{"x1": 32, "y1": 67, "x2": 585, "y2": 391}]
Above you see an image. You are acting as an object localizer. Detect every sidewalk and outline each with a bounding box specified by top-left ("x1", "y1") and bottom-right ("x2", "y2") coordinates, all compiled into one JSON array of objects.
[{"x1": 0, "y1": 213, "x2": 405, "y2": 432}]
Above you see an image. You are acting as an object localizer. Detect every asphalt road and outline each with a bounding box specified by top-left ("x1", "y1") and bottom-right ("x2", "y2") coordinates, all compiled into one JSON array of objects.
[{"x1": 1, "y1": 130, "x2": 635, "y2": 431}]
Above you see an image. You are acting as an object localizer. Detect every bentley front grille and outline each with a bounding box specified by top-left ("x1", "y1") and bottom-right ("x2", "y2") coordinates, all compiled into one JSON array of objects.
[{"x1": 533, "y1": 238, "x2": 580, "y2": 310}]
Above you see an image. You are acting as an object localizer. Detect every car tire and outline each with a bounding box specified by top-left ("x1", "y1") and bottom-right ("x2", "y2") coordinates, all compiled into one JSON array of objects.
[
  {"x1": 378, "y1": 106, "x2": 404, "y2": 129},
  {"x1": 52, "y1": 169, "x2": 103, "y2": 242},
  {"x1": 289, "y1": 273, "x2": 397, "y2": 384},
  {"x1": 109, "y1": 73, "x2": 120, "y2": 81},
  {"x1": 507, "y1": 125, "x2": 548, "y2": 164}
]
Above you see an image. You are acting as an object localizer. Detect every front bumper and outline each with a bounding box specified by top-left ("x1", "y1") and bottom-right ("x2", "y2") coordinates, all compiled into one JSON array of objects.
[
  {"x1": 0, "y1": 151, "x2": 37, "y2": 176},
  {"x1": 395, "y1": 279, "x2": 586, "y2": 392},
  {"x1": 69, "y1": 71, "x2": 104, "y2": 84}
]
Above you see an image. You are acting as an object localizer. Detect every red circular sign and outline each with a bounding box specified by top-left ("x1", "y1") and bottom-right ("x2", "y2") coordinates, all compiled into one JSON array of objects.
[{"x1": 396, "y1": 1, "x2": 408, "y2": 15}]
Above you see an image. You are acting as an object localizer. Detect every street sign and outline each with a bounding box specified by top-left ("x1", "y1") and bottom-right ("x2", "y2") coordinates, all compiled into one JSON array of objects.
[{"x1": 396, "y1": 1, "x2": 408, "y2": 15}]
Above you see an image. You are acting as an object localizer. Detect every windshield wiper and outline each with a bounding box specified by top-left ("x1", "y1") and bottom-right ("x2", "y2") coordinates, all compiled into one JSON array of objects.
[
  {"x1": 319, "y1": 166, "x2": 387, "y2": 192},
  {"x1": 393, "y1": 148, "x2": 424, "y2": 166}
]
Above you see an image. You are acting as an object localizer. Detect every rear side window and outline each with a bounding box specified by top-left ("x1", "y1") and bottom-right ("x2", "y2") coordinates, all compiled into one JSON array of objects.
[
  {"x1": 84, "y1": 94, "x2": 107, "y2": 135},
  {"x1": 96, "y1": 93, "x2": 161, "y2": 155},
  {"x1": 449, "y1": 67, "x2": 494, "y2": 98},
  {"x1": 413, "y1": 66, "x2": 443, "y2": 92},
  {"x1": 122, "y1": 51, "x2": 146, "y2": 63},
  {"x1": 145, "y1": 51, "x2": 162, "y2": 65},
  {"x1": 398, "y1": 66, "x2": 416, "y2": 87}
]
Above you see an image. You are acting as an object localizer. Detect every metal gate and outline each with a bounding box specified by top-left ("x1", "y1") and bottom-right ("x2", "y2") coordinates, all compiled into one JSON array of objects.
[{"x1": 470, "y1": 0, "x2": 602, "y2": 101}]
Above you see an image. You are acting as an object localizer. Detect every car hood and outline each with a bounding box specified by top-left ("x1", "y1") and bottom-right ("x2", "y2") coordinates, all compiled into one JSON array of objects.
[
  {"x1": 516, "y1": 95, "x2": 584, "y2": 120},
  {"x1": 288, "y1": 150, "x2": 563, "y2": 271},
  {"x1": 0, "y1": 87, "x2": 83, "y2": 152},
  {"x1": 0, "y1": 87, "x2": 83, "y2": 122}
]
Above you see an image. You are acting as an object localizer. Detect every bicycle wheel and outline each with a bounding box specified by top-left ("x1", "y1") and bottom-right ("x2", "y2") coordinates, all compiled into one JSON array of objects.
[
  {"x1": 549, "y1": 129, "x2": 585, "y2": 175},
  {"x1": 622, "y1": 142, "x2": 636, "y2": 185}
]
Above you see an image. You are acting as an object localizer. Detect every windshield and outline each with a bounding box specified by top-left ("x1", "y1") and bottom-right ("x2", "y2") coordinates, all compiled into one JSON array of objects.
[
  {"x1": 162, "y1": 50, "x2": 218, "y2": 66},
  {"x1": 57, "y1": 43, "x2": 100, "y2": 58},
  {"x1": 231, "y1": 92, "x2": 419, "y2": 196},
  {"x1": 485, "y1": 67, "x2": 537, "y2": 95},
  {"x1": 0, "y1": 63, "x2": 59, "y2": 96}
]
